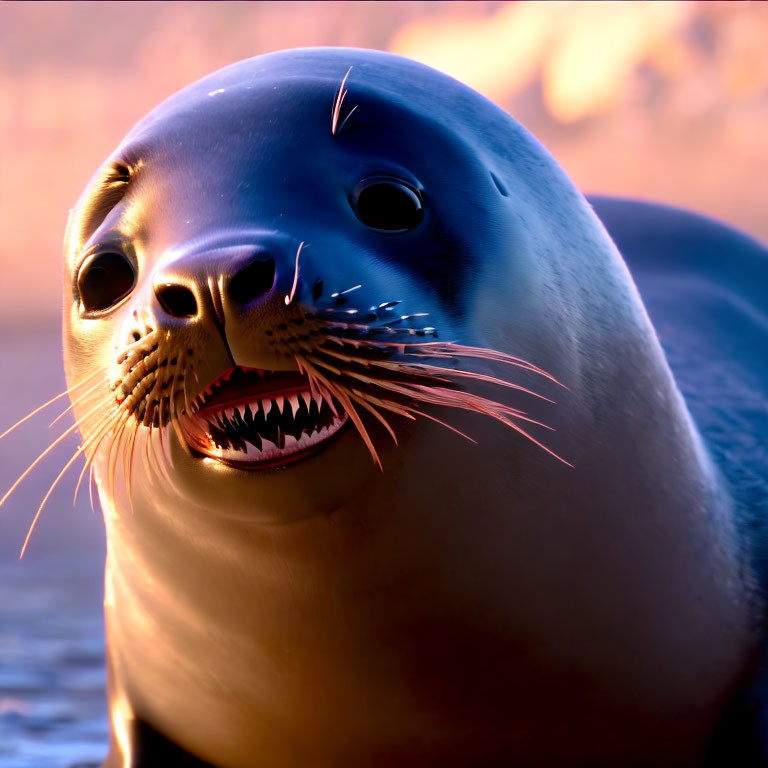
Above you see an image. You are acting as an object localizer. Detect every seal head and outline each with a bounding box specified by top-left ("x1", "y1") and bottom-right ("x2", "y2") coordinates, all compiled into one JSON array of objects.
[{"x1": 61, "y1": 48, "x2": 757, "y2": 767}]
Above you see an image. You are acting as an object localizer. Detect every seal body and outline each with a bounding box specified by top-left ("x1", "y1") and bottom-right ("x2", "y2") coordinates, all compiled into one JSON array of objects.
[{"x1": 60, "y1": 48, "x2": 767, "y2": 767}]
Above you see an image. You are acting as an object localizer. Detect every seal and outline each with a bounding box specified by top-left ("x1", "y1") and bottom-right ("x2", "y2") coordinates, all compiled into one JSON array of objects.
[{"x1": 50, "y1": 48, "x2": 767, "y2": 766}]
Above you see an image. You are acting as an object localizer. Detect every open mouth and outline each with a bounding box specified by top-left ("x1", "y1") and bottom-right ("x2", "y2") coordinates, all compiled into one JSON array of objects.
[{"x1": 182, "y1": 366, "x2": 349, "y2": 469}]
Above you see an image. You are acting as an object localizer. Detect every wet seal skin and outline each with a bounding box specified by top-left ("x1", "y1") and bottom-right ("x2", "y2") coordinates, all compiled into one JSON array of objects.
[{"x1": 54, "y1": 48, "x2": 768, "y2": 767}]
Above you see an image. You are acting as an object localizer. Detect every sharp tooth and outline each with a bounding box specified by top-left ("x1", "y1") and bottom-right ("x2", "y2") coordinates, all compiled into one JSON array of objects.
[
  {"x1": 288, "y1": 394, "x2": 300, "y2": 414},
  {"x1": 313, "y1": 392, "x2": 324, "y2": 409},
  {"x1": 261, "y1": 398, "x2": 272, "y2": 414},
  {"x1": 300, "y1": 391, "x2": 312, "y2": 410},
  {"x1": 246, "y1": 430, "x2": 262, "y2": 451},
  {"x1": 274, "y1": 395, "x2": 285, "y2": 412}
]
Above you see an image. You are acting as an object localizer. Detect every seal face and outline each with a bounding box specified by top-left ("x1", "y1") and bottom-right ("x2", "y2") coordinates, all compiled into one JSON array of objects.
[{"x1": 56, "y1": 48, "x2": 765, "y2": 767}]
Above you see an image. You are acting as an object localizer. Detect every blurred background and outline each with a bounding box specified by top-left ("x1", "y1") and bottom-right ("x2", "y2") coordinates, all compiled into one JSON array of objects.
[{"x1": 0, "y1": 2, "x2": 766, "y2": 765}]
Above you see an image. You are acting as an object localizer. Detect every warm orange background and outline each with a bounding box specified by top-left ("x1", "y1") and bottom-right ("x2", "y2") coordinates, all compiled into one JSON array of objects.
[{"x1": 0, "y1": 1, "x2": 766, "y2": 324}]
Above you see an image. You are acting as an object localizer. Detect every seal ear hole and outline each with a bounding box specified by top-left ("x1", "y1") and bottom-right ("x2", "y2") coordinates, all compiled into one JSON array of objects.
[
  {"x1": 490, "y1": 172, "x2": 509, "y2": 198},
  {"x1": 352, "y1": 179, "x2": 423, "y2": 232},
  {"x1": 77, "y1": 250, "x2": 136, "y2": 313}
]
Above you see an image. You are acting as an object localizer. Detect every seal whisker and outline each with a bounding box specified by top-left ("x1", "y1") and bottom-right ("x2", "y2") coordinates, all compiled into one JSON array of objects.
[
  {"x1": 299, "y1": 356, "x2": 382, "y2": 469},
  {"x1": 88, "y1": 465, "x2": 96, "y2": 514},
  {"x1": 157, "y1": 390, "x2": 180, "y2": 484},
  {"x1": 348, "y1": 388, "x2": 417, "y2": 422},
  {"x1": 350, "y1": 383, "x2": 478, "y2": 445},
  {"x1": 78, "y1": 405, "x2": 135, "y2": 497},
  {"x1": 322, "y1": 333, "x2": 562, "y2": 384},
  {"x1": 107, "y1": 411, "x2": 134, "y2": 504},
  {"x1": 20, "y1": 444, "x2": 87, "y2": 559},
  {"x1": 304, "y1": 353, "x2": 343, "y2": 377},
  {"x1": 331, "y1": 66, "x2": 353, "y2": 137},
  {"x1": 48, "y1": 375, "x2": 110, "y2": 428},
  {"x1": 303, "y1": 347, "x2": 493, "y2": 462},
  {"x1": 166, "y1": 361, "x2": 189, "y2": 468},
  {"x1": 0, "y1": 396, "x2": 113, "y2": 509},
  {"x1": 284, "y1": 241, "x2": 305, "y2": 306},
  {"x1": 336, "y1": 104, "x2": 359, "y2": 137},
  {"x1": 0, "y1": 366, "x2": 107, "y2": 441},
  {"x1": 147, "y1": 422, "x2": 170, "y2": 488},
  {"x1": 144, "y1": 423, "x2": 155, "y2": 484},
  {"x1": 315, "y1": 345, "x2": 555, "y2": 403},
  {"x1": 334, "y1": 354, "x2": 556, "y2": 404},
  {"x1": 73, "y1": 450, "x2": 91, "y2": 508},
  {"x1": 346, "y1": 391, "x2": 399, "y2": 445},
  {"x1": 140, "y1": 419, "x2": 169, "y2": 487},
  {"x1": 147, "y1": 422, "x2": 171, "y2": 482},
  {"x1": 303, "y1": 337, "x2": 571, "y2": 464},
  {"x1": 396, "y1": 404, "x2": 478, "y2": 444},
  {"x1": 123, "y1": 419, "x2": 140, "y2": 509},
  {"x1": 115, "y1": 415, "x2": 139, "y2": 504},
  {"x1": 117, "y1": 330, "x2": 160, "y2": 367},
  {"x1": 19, "y1": 404, "x2": 126, "y2": 558},
  {"x1": 157, "y1": 385, "x2": 174, "y2": 471},
  {"x1": 181, "y1": 372, "x2": 192, "y2": 416},
  {"x1": 72, "y1": 403, "x2": 120, "y2": 509}
]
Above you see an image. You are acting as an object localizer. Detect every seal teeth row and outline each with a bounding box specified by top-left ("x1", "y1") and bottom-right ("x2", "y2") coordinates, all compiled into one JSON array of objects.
[{"x1": 205, "y1": 389, "x2": 343, "y2": 452}]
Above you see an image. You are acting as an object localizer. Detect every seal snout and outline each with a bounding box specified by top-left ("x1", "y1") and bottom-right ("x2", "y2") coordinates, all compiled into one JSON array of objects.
[{"x1": 152, "y1": 243, "x2": 282, "y2": 325}]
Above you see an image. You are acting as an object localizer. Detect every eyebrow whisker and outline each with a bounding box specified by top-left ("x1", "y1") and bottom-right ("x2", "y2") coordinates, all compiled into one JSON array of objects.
[
  {"x1": 331, "y1": 66, "x2": 354, "y2": 137},
  {"x1": 336, "y1": 104, "x2": 359, "y2": 137},
  {"x1": 285, "y1": 241, "x2": 305, "y2": 306}
]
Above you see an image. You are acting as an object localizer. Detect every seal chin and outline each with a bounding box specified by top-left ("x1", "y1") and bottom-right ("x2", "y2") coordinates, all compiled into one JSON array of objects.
[{"x1": 181, "y1": 365, "x2": 350, "y2": 470}]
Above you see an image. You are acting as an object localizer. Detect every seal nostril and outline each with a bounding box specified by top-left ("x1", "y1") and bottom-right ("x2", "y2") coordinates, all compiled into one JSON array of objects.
[
  {"x1": 156, "y1": 284, "x2": 198, "y2": 318},
  {"x1": 227, "y1": 257, "x2": 276, "y2": 305}
]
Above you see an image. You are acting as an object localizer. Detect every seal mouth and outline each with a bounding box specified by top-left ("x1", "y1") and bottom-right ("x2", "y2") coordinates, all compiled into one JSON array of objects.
[{"x1": 183, "y1": 366, "x2": 349, "y2": 469}]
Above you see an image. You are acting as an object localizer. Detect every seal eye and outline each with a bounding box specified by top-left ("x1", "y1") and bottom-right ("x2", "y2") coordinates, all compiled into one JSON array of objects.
[
  {"x1": 77, "y1": 251, "x2": 136, "y2": 313},
  {"x1": 352, "y1": 179, "x2": 423, "y2": 232}
]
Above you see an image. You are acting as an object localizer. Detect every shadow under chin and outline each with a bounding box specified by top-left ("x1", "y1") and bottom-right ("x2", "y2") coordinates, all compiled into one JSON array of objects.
[{"x1": 110, "y1": 717, "x2": 215, "y2": 768}]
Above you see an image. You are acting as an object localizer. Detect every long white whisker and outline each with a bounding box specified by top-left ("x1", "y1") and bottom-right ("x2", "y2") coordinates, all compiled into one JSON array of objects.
[
  {"x1": 48, "y1": 376, "x2": 110, "y2": 428},
  {"x1": 20, "y1": 406, "x2": 124, "y2": 558},
  {"x1": 0, "y1": 397, "x2": 111, "y2": 509},
  {"x1": 0, "y1": 367, "x2": 106, "y2": 441}
]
